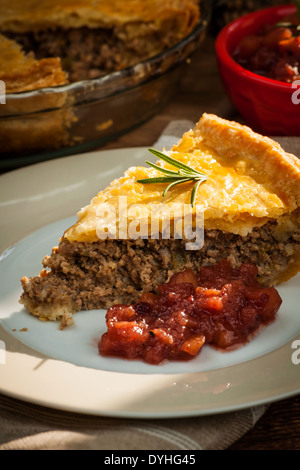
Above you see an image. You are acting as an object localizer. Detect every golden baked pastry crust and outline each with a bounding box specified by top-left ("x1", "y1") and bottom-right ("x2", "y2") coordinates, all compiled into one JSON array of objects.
[
  {"x1": 0, "y1": 0, "x2": 200, "y2": 35},
  {"x1": 196, "y1": 114, "x2": 300, "y2": 209},
  {"x1": 65, "y1": 113, "x2": 300, "y2": 242}
]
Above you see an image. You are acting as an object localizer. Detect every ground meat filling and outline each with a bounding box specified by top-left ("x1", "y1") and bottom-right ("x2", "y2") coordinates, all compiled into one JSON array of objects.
[
  {"x1": 6, "y1": 25, "x2": 176, "y2": 82},
  {"x1": 20, "y1": 221, "x2": 300, "y2": 324}
]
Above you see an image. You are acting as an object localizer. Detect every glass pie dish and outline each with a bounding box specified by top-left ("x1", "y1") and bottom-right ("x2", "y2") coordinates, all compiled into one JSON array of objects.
[{"x1": 0, "y1": 1, "x2": 211, "y2": 170}]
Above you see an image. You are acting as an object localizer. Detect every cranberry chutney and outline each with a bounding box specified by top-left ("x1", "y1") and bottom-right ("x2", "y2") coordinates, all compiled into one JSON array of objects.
[{"x1": 98, "y1": 260, "x2": 282, "y2": 365}]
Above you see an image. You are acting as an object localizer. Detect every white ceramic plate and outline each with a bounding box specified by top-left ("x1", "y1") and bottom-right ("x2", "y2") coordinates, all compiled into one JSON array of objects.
[{"x1": 0, "y1": 147, "x2": 299, "y2": 418}]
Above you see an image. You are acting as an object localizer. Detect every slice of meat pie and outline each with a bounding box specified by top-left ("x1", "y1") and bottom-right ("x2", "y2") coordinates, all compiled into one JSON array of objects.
[{"x1": 20, "y1": 114, "x2": 300, "y2": 328}]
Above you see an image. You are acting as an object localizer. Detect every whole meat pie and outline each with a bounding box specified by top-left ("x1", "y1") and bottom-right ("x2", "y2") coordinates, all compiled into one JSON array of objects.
[
  {"x1": 19, "y1": 114, "x2": 300, "y2": 329},
  {"x1": 0, "y1": 0, "x2": 201, "y2": 87}
]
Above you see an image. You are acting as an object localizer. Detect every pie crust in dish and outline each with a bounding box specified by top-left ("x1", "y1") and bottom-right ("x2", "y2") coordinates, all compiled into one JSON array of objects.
[
  {"x1": 0, "y1": 35, "x2": 72, "y2": 153},
  {"x1": 0, "y1": 34, "x2": 68, "y2": 93},
  {"x1": 0, "y1": 0, "x2": 200, "y2": 33},
  {"x1": 19, "y1": 114, "x2": 300, "y2": 328}
]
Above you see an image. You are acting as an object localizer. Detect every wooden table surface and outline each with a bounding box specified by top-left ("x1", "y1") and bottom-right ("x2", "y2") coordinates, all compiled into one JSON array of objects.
[
  {"x1": 99, "y1": 35, "x2": 300, "y2": 451},
  {"x1": 1, "y1": 34, "x2": 299, "y2": 450}
]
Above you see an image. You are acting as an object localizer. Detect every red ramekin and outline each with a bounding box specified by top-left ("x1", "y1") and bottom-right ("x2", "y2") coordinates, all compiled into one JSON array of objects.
[{"x1": 215, "y1": 3, "x2": 300, "y2": 136}]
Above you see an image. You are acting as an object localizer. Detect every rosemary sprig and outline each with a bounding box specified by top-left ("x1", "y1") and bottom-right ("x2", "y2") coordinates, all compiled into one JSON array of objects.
[{"x1": 137, "y1": 148, "x2": 207, "y2": 208}]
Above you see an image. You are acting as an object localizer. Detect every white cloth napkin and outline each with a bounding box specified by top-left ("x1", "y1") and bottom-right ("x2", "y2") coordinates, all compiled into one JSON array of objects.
[{"x1": 0, "y1": 392, "x2": 266, "y2": 450}]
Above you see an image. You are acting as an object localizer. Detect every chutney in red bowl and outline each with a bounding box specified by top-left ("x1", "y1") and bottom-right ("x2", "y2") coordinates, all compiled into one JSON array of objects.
[
  {"x1": 216, "y1": 4, "x2": 300, "y2": 136},
  {"x1": 233, "y1": 11, "x2": 300, "y2": 84}
]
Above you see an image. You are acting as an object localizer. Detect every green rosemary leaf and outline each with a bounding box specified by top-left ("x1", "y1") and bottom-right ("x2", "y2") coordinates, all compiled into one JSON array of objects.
[
  {"x1": 275, "y1": 21, "x2": 298, "y2": 28},
  {"x1": 137, "y1": 176, "x2": 188, "y2": 184},
  {"x1": 144, "y1": 160, "x2": 179, "y2": 176},
  {"x1": 190, "y1": 179, "x2": 203, "y2": 208},
  {"x1": 162, "y1": 178, "x2": 194, "y2": 197},
  {"x1": 148, "y1": 148, "x2": 205, "y2": 176}
]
